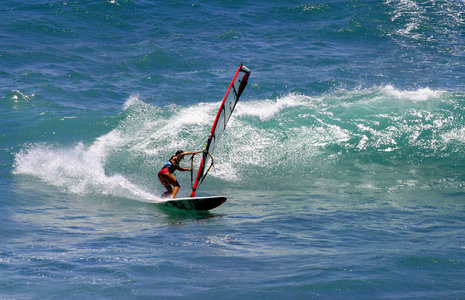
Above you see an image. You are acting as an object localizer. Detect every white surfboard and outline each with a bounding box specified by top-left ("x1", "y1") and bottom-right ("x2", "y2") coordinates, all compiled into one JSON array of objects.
[{"x1": 156, "y1": 196, "x2": 227, "y2": 211}]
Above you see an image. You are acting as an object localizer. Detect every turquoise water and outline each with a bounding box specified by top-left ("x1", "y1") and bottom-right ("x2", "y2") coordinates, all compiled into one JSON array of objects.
[{"x1": 2, "y1": 0, "x2": 465, "y2": 298}]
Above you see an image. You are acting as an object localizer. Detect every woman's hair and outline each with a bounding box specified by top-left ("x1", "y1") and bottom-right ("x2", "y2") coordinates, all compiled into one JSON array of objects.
[{"x1": 175, "y1": 150, "x2": 183, "y2": 156}]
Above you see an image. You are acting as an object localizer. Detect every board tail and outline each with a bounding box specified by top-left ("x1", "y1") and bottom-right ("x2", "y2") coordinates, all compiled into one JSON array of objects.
[{"x1": 190, "y1": 64, "x2": 251, "y2": 197}]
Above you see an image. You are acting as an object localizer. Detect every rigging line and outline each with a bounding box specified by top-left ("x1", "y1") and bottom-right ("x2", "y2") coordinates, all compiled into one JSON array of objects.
[
  {"x1": 224, "y1": 108, "x2": 228, "y2": 130},
  {"x1": 199, "y1": 152, "x2": 215, "y2": 186},
  {"x1": 232, "y1": 83, "x2": 238, "y2": 97},
  {"x1": 188, "y1": 152, "x2": 201, "y2": 190},
  {"x1": 190, "y1": 153, "x2": 195, "y2": 189}
]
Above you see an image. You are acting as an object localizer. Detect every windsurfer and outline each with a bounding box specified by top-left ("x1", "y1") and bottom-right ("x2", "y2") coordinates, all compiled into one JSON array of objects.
[{"x1": 158, "y1": 150, "x2": 200, "y2": 199}]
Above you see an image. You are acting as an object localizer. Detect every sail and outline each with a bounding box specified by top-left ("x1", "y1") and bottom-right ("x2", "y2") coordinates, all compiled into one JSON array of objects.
[{"x1": 190, "y1": 64, "x2": 251, "y2": 197}]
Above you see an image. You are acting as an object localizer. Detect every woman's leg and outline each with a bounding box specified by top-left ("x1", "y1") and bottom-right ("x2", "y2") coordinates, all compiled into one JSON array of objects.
[
  {"x1": 158, "y1": 172, "x2": 180, "y2": 199},
  {"x1": 171, "y1": 184, "x2": 180, "y2": 199},
  {"x1": 158, "y1": 173, "x2": 173, "y2": 197},
  {"x1": 167, "y1": 173, "x2": 180, "y2": 199}
]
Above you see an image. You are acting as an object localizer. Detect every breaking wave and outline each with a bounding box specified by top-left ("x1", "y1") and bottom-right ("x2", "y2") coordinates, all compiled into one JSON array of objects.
[{"x1": 13, "y1": 86, "x2": 465, "y2": 200}]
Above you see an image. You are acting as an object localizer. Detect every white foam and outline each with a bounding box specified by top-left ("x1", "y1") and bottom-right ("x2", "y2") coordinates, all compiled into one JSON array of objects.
[
  {"x1": 442, "y1": 127, "x2": 465, "y2": 144},
  {"x1": 5, "y1": 90, "x2": 34, "y2": 104},
  {"x1": 12, "y1": 94, "x2": 226, "y2": 201},
  {"x1": 13, "y1": 132, "x2": 160, "y2": 202},
  {"x1": 140, "y1": 101, "x2": 218, "y2": 156},
  {"x1": 386, "y1": 0, "x2": 425, "y2": 40},
  {"x1": 122, "y1": 94, "x2": 144, "y2": 111},
  {"x1": 381, "y1": 85, "x2": 444, "y2": 102},
  {"x1": 235, "y1": 93, "x2": 312, "y2": 121}
]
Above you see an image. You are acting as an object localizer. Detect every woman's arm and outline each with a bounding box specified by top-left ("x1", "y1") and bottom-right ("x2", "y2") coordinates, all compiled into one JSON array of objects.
[
  {"x1": 181, "y1": 151, "x2": 202, "y2": 156},
  {"x1": 177, "y1": 166, "x2": 192, "y2": 172}
]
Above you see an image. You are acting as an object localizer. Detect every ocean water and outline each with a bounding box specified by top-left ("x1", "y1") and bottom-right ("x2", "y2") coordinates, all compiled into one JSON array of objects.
[{"x1": 2, "y1": 0, "x2": 465, "y2": 298}]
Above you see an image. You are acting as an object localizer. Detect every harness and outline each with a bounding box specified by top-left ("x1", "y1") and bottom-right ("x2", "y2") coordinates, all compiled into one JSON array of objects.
[{"x1": 163, "y1": 157, "x2": 179, "y2": 174}]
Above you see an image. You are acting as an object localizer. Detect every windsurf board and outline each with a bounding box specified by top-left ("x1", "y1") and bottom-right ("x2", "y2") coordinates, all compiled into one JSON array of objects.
[{"x1": 156, "y1": 196, "x2": 227, "y2": 211}]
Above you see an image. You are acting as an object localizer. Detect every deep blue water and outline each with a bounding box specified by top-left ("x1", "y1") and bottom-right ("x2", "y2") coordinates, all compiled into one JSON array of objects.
[{"x1": 2, "y1": 0, "x2": 465, "y2": 298}]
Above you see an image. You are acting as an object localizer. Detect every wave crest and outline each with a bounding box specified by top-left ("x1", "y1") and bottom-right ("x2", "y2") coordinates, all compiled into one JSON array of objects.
[{"x1": 13, "y1": 87, "x2": 465, "y2": 197}]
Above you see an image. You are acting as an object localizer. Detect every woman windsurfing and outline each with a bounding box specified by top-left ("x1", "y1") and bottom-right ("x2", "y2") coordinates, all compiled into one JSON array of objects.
[{"x1": 158, "y1": 150, "x2": 200, "y2": 199}]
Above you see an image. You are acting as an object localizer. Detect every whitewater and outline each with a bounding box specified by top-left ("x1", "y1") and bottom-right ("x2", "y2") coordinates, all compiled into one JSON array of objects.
[{"x1": 14, "y1": 87, "x2": 465, "y2": 201}]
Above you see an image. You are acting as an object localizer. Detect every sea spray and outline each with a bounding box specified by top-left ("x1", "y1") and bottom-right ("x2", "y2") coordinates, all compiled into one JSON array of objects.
[{"x1": 13, "y1": 87, "x2": 465, "y2": 200}]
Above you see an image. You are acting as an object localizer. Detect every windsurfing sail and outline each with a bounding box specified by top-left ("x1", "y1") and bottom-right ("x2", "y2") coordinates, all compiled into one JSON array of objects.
[{"x1": 190, "y1": 64, "x2": 251, "y2": 197}]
